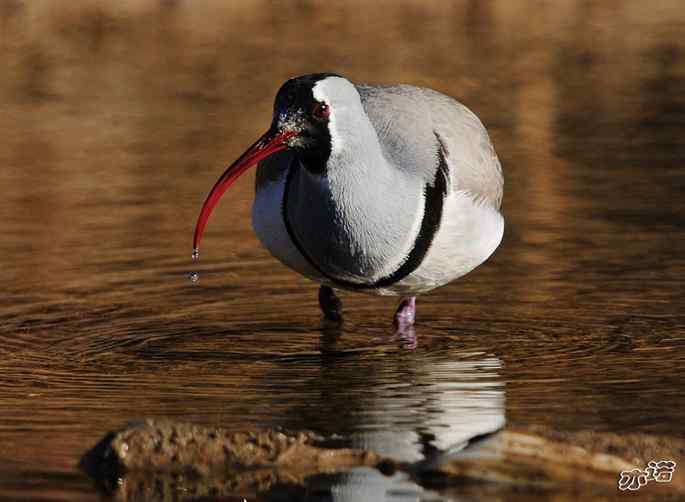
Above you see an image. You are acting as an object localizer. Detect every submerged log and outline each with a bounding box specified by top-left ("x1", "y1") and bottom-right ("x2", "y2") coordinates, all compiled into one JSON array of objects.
[
  {"x1": 420, "y1": 429, "x2": 633, "y2": 487},
  {"x1": 81, "y1": 419, "x2": 379, "y2": 476},
  {"x1": 82, "y1": 420, "x2": 683, "y2": 500}
]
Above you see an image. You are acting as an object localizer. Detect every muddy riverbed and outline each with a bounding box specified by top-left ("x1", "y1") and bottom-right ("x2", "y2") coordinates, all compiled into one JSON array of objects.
[{"x1": 1, "y1": 1, "x2": 684, "y2": 500}]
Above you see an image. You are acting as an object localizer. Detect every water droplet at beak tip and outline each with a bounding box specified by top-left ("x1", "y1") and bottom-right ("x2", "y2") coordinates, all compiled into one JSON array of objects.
[{"x1": 190, "y1": 249, "x2": 200, "y2": 283}]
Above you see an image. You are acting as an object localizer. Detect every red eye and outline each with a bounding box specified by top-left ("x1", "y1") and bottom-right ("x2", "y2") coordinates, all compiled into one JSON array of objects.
[{"x1": 312, "y1": 102, "x2": 330, "y2": 120}]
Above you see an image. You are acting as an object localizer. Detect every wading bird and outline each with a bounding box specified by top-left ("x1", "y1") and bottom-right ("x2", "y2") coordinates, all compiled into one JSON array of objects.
[{"x1": 192, "y1": 73, "x2": 503, "y2": 331}]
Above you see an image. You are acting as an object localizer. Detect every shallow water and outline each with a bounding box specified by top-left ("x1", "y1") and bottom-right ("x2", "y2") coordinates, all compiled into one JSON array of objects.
[{"x1": 1, "y1": 1, "x2": 684, "y2": 500}]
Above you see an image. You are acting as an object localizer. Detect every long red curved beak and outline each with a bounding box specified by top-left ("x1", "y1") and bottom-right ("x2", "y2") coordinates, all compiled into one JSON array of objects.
[{"x1": 192, "y1": 129, "x2": 296, "y2": 256}]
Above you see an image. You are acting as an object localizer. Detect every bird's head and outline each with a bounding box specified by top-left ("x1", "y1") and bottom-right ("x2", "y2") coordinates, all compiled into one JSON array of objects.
[
  {"x1": 193, "y1": 73, "x2": 359, "y2": 254},
  {"x1": 271, "y1": 72, "x2": 341, "y2": 169}
]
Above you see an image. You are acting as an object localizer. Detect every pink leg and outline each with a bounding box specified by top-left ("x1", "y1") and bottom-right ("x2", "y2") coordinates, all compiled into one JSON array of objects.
[{"x1": 394, "y1": 297, "x2": 416, "y2": 328}]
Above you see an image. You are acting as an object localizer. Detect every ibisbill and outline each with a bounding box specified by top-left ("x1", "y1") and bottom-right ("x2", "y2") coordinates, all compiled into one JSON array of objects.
[{"x1": 192, "y1": 73, "x2": 504, "y2": 330}]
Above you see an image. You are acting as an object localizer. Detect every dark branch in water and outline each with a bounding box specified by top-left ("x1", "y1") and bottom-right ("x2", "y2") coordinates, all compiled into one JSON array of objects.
[{"x1": 81, "y1": 420, "x2": 685, "y2": 501}]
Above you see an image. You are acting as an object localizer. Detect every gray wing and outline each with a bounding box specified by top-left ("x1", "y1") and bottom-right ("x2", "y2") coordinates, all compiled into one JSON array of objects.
[{"x1": 357, "y1": 84, "x2": 503, "y2": 209}]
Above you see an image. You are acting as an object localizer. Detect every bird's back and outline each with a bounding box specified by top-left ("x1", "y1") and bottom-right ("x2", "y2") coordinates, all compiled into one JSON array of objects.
[{"x1": 356, "y1": 84, "x2": 503, "y2": 210}]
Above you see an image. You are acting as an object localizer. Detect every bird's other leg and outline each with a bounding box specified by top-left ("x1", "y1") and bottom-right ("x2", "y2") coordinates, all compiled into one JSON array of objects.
[
  {"x1": 394, "y1": 297, "x2": 416, "y2": 328},
  {"x1": 318, "y1": 285, "x2": 343, "y2": 322},
  {"x1": 391, "y1": 297, "x2": 417, "y2": 350}
]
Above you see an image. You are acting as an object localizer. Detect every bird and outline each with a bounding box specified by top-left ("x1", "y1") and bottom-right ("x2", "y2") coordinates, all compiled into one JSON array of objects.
[{"x1": 192, "y1": 73, "x2": 503, "y2": 331}]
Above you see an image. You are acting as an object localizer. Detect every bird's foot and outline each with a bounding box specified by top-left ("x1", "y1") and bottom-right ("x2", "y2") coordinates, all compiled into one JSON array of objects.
[
  {"x1": 394, "y1": 297, "x2": 416, "y2": 329},
  {"x1": 318, "y1": 285, "x2": 343, "y2": 322},
  {"x1": 372, "y1": 323, "x2": 417, "y2": 350},
  {"x1": 393, "y1": 324, "x2": 417, "y2": 350}
]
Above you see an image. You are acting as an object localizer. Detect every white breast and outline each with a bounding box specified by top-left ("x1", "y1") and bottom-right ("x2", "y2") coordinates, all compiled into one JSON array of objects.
[
  {"x1": 253, "y1": 171, "x2": 503, "y2": 297},
  {"x1": 251, "y1": 171, "x2": 324, "y2": 283}
]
